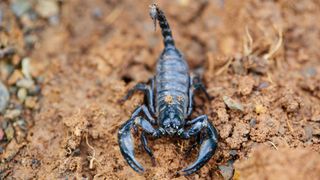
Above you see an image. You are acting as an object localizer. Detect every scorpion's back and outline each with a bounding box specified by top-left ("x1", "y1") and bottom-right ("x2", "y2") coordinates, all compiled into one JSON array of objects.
[{"x1": 155, "y1": 49, "x2": 189, "y2": 115}]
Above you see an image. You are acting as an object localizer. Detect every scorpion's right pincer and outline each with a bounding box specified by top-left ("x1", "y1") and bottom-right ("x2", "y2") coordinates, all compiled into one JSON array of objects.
[{"x1": 118, "y1": 4, "x2": 219, "y2": 175}]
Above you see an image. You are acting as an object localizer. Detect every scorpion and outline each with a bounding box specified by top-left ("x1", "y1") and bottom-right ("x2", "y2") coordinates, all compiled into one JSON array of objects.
[{"x1": 118, "y1": 4, "x2": 218, "y2": 175}]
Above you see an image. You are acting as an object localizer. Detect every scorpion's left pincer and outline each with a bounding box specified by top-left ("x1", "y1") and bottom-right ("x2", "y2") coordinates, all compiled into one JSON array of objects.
[{"x1": 118, "y1": 118, "x2": 146, "y2": 173}]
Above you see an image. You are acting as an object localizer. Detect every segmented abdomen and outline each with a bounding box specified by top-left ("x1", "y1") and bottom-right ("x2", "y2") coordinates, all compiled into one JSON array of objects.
[{"x1": 155, "y1": 55, "x2": 189, "y2": 114}]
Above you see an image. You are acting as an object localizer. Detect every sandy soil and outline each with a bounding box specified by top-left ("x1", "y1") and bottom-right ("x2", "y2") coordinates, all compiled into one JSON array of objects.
[{"x1": 1, "y1": 0, "x2": 320, "y2": 179}]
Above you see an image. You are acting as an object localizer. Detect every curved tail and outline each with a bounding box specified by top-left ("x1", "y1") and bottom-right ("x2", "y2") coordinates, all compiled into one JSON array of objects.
[{"x1": 150, "y1": 4, "x2": 176, "y2": 49}]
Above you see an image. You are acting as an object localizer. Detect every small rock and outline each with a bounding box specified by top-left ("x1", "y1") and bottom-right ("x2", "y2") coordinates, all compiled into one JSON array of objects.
[
  {"x1": 304, "y1": 125, "x2": 313, "y2": 141},
  {"x1": 21, "y1": 58, "x2": 32, "y2": 79},
  {"x1": 10, "y1": 0, "x2": 32, "y2": 17},
  {"x1": 249, "y1": 118, "x2": 257, "y2": 127},
  {"x1": 24, "y1": 34, "x2": 38, "y2": 49},
  {"x1": 0, "y1": 81, "x2": 10, "y2": 113},
  {"x1": 257, "y1": 82, "x2": 269, "y2": 90},
  {"x1": 16, "y1": 119, "x2": 27, "y2": 130},
  {"x1": 255, "y1": 104, "x2": 267, "y2": 114},
  {"x1": 4, "y1": 109, "x2": 21, "y2": 120},
  {"x1": 16, "y1": 78, "x2": 35, "y2": 90},
  {"x1": 229, "y1": 150, "x2": 238, "y2": 158},
  {"x1": 8, "y1": 70, "x2": 23, "y2": 85},
  {"x1": 35, "y1": 0, "x2": 59, "y2": 18},
  {"x1": 223, "y1": 96, "x2": 244, "y2": 111},
  {"x1": 17, "y1": 88, "x2": 28, "y2": 102},
  {"x1": 24, "y1": 97, "x2": 38, "y2": 109},
  {"x1": 219, "y1": 164, "x2": 235, "y2": 180},
  {"x1": 28, "y1": 85, "x2": 41, "y2": 95},
  {"x1": 4, "y1": 124, "x2": 14, "y2": 141}
]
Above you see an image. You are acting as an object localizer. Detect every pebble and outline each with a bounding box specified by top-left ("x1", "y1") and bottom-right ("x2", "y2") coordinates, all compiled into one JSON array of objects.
[
  {"x1": 255, "y1": 104, "x2": 267, "y2": 114},
  {"x1": 219, "y1": 164, "x2": 235, "y2": 180},
  {"x1": 16, "y1": 78, "x2": 35, "y2": 90},
  {"x1": 16, "y1": 119, "x2": 27, "y2": 130},
  {"x1": 249, "y1": 118, "x2": 257, "y2": 127},
  {"x1": 24, "y1": 97, "x2": 38, "y2": 109},
  {"x1": 21, "y1": 58, "x2": 32, "y2": 79},
  {"x1": 7, "y1": 70, "x2": 23, "y2": 85},
  {"x1": 28, "y1": 85, "x2": 41, "y2": 95},
  {"x1": 304, "y1": 125, "x2": 313, "y2": 141},
  {"x1": 24, "y1": 34, "x2": 38, "y2": 49},
  {"x1": 17, "y1": 88, "x2": 28, "y2": 102},
  {"x1": 10, "y1": 0, "x2": 32, "y2": 17},
  {"x1": 4, "y1": 109, "x2": 21, "y2": 120},
  {"x1": 0, "y1": 81, "x2": 10, "y2": 113},
  {"x1": 35, "y1": 0, "x2": 59, "y2": 18},
  {"x1": 4, "y1": 124, "x2": 14, "y2": 141},
  {"x1": 257, "y1": 82, "x2": 269, "y2": 90},
  {"x1": 223, "y1": 96, "x2": 244, "y2": 111}
]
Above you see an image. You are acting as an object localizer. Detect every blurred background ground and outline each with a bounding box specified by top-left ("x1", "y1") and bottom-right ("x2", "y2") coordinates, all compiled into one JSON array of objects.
[{"x1": 0, "y1": 0, "x2": 319, "y2": 179}]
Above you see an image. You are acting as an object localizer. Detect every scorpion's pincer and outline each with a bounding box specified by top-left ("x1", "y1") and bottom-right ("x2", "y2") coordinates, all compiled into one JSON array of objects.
[
  {"x1": 118, "y1": 118, "x2": 145, "y2": 173},
  {"x1": 181, "y1": 119, "x2": 219, "y2": 175}
]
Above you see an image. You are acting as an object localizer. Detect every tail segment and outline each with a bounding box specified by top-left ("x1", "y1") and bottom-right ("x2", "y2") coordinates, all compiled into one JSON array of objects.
[{"x1": 150, "y1": 4, "x2": 176, "y2": 49}]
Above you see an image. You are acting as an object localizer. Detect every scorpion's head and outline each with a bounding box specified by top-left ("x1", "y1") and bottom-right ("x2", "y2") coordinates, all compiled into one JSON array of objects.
[{"x1": 161, "y1": 106, "x2": 184, "y2": 136}]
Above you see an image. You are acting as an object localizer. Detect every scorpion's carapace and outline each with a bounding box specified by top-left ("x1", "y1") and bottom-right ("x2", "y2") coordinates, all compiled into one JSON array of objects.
[{"x1": 118, "y1": 4, "x2": 218, "y2": 175}]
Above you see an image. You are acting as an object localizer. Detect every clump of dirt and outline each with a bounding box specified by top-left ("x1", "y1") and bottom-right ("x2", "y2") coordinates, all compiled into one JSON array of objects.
[{"x1": 0, "y1": 0, "x2": 320, "y2": 179}]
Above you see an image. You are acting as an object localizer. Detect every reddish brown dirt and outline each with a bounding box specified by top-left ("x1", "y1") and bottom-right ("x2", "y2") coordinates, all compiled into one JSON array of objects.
[{"x1": 1, "y1": 0, "x2": 320, "y2": 179}]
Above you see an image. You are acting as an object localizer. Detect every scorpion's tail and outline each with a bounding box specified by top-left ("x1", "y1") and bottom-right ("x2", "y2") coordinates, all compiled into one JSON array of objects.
[{"x1": 150, "y1": 4, "x2": 176, "y2": 50}]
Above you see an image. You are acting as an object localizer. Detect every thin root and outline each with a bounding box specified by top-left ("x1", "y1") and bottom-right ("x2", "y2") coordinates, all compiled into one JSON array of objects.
[
  {"x1": 268, "y1": 141, "x2": 278, "y2": 150},
  {"x1": 215, "y1": 57, "x2": 232, "y2": 76},
  {"x1": 243, "y1": 26, "x2": 253, "y2": 56},
  {"x1": 286, "y1": 115, "x2": 294, "y2": 134},
  {"x1": 85, "y1": 134, "x2": 101, "y2": 170},
  {"x1": 263, "y1": 25, "x2": 283, "y2": 60}
]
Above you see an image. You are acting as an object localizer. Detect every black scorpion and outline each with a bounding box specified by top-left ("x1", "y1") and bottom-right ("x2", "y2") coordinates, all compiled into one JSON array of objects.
[{"x1": 118, "y1": 4, "x2": 219, "y2": 175}]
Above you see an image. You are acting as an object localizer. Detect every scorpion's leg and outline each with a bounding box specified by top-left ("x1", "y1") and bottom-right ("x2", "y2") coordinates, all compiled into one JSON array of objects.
[
  {"x1": 187, "y1": 76, "x2": 211, "y2": 116},
  {"x1": 192, "y1": 76, "x2": 211, "y2": 100},
  {"x1": 118, "y1": 106, "x2": 162, "y2": 173},
  {"x1": 122, "y1": 79, "x2": 155, "y2": 114},
  {"x1": 179, "y1": 115, "x2": 218, "y2": 175},
  {"x1": 130, "y1": 105, "x2": 156, "y2": 125},
  {"x1": 140, "y1": 132, "x2": 156, "y2": 165}
]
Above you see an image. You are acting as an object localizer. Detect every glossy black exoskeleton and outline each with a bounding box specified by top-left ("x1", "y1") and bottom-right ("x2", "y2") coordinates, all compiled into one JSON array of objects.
[{"x1": 118, "y1": 4, "x2": 218, "y2": 175}]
